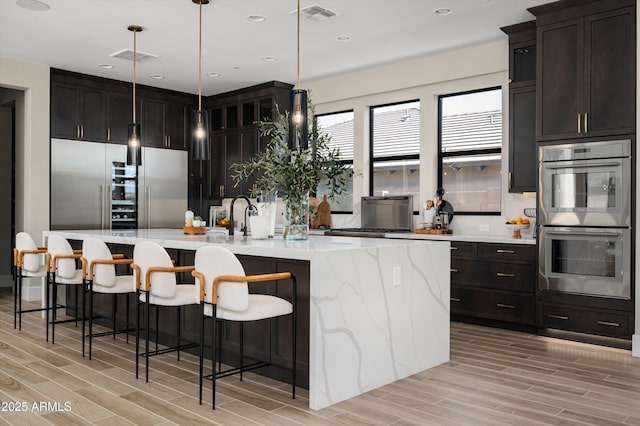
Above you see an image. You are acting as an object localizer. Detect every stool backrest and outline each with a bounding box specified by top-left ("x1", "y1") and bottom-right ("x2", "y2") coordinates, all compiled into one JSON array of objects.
[
  {"x1": 83, "y1": 238, "x2": 116, "y2": 286},
  {"x1": 16, "y1": 232, "x2": 41, "y2": 272},
  {"x1": 194, "y1": 246, "x2": 248, "y2": 312},
  {"x1": 47, "y1": 235, "x2": 76, "y2": 279},
  {"x1": 133, "y1": 241, "x2": 176, "y2": 298}
]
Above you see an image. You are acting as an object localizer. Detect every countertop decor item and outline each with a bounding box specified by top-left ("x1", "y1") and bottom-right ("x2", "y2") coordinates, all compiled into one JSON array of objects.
[
  {"x1": 231, "y1": 97, "x2": 358, "y2": 240},
  {"x1": 506, "y1": 223, "x2": 530, "y2": 239}
]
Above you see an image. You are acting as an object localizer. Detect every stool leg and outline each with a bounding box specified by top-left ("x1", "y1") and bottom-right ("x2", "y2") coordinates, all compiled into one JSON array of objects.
[
  {"x1": 51, "y1": 277, "x2": 57, "y2": 345},
  {"x1": 16, "y1": 270, "x2": 22, "y2": 330},
  {"x1": 125, "y1": 293, "x2": 130, "y2": 344},
  {"x1": 292, "y1": 277, "x2": 297, "y2": 399},
  {"x1": 135, "y1": 292, "x2": 141, "y2": 379},
  {"x1": 89, "y1": 283, "x2": 94, "y2": 360},
  {"x1": 45, "y1": 274, "x2": 50, "y2": 341},
  {"x1": 13, "y1": 267, "x2": 18, "y2": 329},
  {"x1": 155, "y1": 305, "x2": 159, "y2": 355},
  {"x1": 240, "y1": 322, "x2": 244, "y2": 382},
  {"x1": 74, "y1": 285, "x2": 78, "y2": 327},
  {"x1": 199, "y1": 305, "x2": 205, "y2": 405},
  {"x1": 112, "y1": 293, "x2": 117, "y2": 340},
  {"x1": 82, "y1": 280, "x2": 87, "y2": 358},
  {"x1": 212, "y1": 306, "x2": 217, "y2": 410},
  {"x1": 177, "y1": 306, "x2": 181, "y2": 361},
  {"x1": 217, "y1": 320, "x2": 222, "y2": 373},
  {"x1": 146, "y1": 300, "x2": 151, "y2": 382}
]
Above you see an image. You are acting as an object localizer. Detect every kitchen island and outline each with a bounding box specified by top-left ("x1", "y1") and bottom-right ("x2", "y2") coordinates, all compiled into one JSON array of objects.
[{"x1": 44, "y1": 229, "x2": 450, "y2": 409}]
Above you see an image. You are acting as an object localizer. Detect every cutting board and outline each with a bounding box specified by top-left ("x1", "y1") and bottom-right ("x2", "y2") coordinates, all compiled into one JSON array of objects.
[{"x1": 415, "y1": 229, "x2": 452, "y2": 235}]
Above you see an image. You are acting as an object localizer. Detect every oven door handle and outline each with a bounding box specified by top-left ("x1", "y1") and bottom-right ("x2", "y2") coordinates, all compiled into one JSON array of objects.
[
  {"x1": 544, "y1": 161, "x2": 622, "y2": 170},
  {"x1": 545, "y1": 231, "x2": 622, "y2": 238}
]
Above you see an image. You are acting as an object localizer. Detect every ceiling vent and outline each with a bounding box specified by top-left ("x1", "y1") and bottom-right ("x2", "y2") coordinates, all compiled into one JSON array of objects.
[
  {"x1": 293, "y1": 4, "x2": 337, "y2": 21},
  {"x1": 110, "y1": 48, "x2": 159, "y2": 63}
]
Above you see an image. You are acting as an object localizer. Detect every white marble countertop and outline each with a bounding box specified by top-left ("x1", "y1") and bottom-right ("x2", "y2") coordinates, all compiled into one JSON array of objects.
[
  {"x1": 45, "y1": 228, "x2": 445, "y2": 261},
  {"x1": 384, "y1": 231, "x2": 536, "y2": 245}
]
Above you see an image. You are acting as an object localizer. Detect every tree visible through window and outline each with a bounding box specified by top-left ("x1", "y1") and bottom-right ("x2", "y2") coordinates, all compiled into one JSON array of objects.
[{"x1": 438, "y1": 88, "x2": 502, "y2": 214}]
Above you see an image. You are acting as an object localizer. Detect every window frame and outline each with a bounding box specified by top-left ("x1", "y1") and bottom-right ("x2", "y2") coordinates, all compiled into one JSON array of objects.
[
  {"x1": 369, "y1": 99, "x2": 421, "y2": 209},
  {"x1": 437, "y1": 86, "x2": 502, "y2": 216}
]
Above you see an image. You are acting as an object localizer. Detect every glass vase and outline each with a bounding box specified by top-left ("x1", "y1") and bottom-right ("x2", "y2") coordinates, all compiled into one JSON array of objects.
[{"x1": 283, "y1": 195, "x2": 309, "y2": 240}]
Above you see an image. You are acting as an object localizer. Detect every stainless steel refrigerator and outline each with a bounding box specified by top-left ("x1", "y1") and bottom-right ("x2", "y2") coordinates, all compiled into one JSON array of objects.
[{"x1": 51, "y1": 139, "x2": 187, "y2": 230}]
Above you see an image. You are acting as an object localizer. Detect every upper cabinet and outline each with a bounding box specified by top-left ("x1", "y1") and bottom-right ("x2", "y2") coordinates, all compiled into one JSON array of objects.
[
  {"x1": 206, "y1": 81, "x2": 293, "y2": 200},
  {"x1": 51, "y1": 80, "x2": 108, "y2": 142},
  {"x1": 501, "y1": 21, "x2": 537, "y2": 193},
  {"x1": 531, "y1": 0, "x2": 636, "y2": 141},
  {"x1": 140, "y1": 91, "x2": 195, "y2": 150}
]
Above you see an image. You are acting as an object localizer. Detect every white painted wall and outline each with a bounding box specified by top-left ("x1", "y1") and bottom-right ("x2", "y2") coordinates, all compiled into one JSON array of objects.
[
  {"x1": 0, "y1": 58, "x2": 50, "y2": 241},
  {"x1": 306, "y1": 39, "x2": 536, "y2": 238}
]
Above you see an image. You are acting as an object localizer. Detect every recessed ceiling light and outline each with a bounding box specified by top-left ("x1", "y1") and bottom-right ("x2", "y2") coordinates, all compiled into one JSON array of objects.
[
  {"x1": 247, "y1": 15, "x2": 266, "y2": 22},
  {"x1": 262, "y1": 56, "x2": 277, "y2": 62},
  {"x1": 16, "y1": 0, "x2": 50, "y2": 11},
  {"x1": 149, "y1": 74, "x2": 164, "y2": 79},
  {"x1": 206, "y1": 72, "x2": 220, "y2": 77},
  {"x1": 336, "y1": 35, "x2": 351, "y2": 42},
  {"x1": 433, "y1": 7, "x2": 453, "y2": 16},
  {"x1": 98, "y1": 64, "x2": 114, "y2": 69}
]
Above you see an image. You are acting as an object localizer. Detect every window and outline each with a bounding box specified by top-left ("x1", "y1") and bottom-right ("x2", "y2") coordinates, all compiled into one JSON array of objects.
[
  {"x1": 316, "y1": 110, "x2": 354, "y2": 213},
  {"x1": 370, "y1": 100, "x2": 420, "y2": 211},
  {"x1": 438, "y1": 88, "x2": 502, "y2": 214}
]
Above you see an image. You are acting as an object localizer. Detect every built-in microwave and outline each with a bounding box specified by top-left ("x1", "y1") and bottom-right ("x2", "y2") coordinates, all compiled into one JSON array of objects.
[
  {"x1": 538, "y1": 226, "x2": 631, "y2": 299},
  {"x1": 539, "y1": 139, "x2": 631, "y2": 227}
]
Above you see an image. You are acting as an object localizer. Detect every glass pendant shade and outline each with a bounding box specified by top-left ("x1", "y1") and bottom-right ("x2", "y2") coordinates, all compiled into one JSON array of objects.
[
  {"x1": 288, "y1": 89, "x2": 308, "y2": 150},
  {"x1": 126, "y1": 123, "x2": 142, "y2": 166},
  {"x1": 191, "y1": 109, "x2": 210, "y2": 160}
]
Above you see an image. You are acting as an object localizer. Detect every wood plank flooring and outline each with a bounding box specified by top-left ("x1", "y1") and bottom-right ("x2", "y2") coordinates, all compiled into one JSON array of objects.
[{"x1": 1, "y1": 286, "x2": 640, "y2": 425}]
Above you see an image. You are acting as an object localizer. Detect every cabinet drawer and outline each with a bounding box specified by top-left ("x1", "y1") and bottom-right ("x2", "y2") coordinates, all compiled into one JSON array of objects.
[
  {"x1": 451, "y1": 287, "x2": 534, "y2": 325},
  {"x1": 451, "y1": 258, "x2": 534, "y2": 292},
  {"x1": 450, "y1": 241, "x2": 475, "y2": 258},
  {"x1": 478, "y1": 243, "x2": 535, "y2": 262},
  {"x1": 539, "y1": 303, "x2": 632, "y2": 339}
]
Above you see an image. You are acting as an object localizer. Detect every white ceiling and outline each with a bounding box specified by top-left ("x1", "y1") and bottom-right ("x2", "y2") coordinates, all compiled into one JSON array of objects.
[{"x1": 0, "y1": 0, "x2": 549, "y2": 96}]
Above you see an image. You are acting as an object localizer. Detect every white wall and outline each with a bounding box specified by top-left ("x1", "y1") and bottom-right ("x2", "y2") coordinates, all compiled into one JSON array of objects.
[
  {"x1": 0, "y1": 58, "x2": 50, "y2": 241},
  {"x1": 305, "y1": 39, "x2": 536, "y2": 238}
]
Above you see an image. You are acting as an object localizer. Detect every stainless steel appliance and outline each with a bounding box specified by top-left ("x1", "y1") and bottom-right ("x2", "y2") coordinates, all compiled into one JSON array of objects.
[
  {"x1": 325, "y1": 195, "x2": 413, "y2": 237},
  {"x1": 538, "y1": 226, "x2": 631, "y2": 299},
  {"x1": 51, "y1": 139, "x2": 187, "y2": 230},
  {"x1": 538, "y1": 139, "x2": 632, "y2": 299},
  {"x1": 539, "y1": 139, "x2": 631, "y2": 227}
]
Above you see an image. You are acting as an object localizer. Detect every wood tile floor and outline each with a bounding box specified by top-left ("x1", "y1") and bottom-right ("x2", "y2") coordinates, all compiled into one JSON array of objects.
[{"x1": 1, "y1": 286, "x2": 640, "y2": 425}]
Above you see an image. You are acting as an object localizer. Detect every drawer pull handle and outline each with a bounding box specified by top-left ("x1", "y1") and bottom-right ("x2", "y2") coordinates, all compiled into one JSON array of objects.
[
  {"x1": 496, "y1": 249, "x2": 515, "y2": 254},
  {"x1": 451, "y1": 297, "x2": 461, "y2": 302},
  {"x1": 450, "y1": 247, "x2": 459, "y2": 251},
  {"x1": 548, "y1": 314, "x2": 569, "y2": 320},
  {"x1": 596, "y1": 321, "x2": 620, "y2": 327},
  {"x1": 450, "y1": 268, "x2": 459, "y2": 273},
  {"x1": 497, "y1": 303, "x2": 515, "y2": 309},
  {"x1": 496, "y1": 273, "x2": 515, "y2": 277}
]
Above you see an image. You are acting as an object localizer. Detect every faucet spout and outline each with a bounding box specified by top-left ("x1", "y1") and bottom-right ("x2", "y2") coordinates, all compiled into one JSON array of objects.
[{"x1": 228, "y1": 195, "x2": 253, "y2": 236}]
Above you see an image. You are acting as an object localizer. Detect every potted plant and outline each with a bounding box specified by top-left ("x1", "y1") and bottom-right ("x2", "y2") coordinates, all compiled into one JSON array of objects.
[{"x1": 231, "y1": 99, "x2": 356, "y2": 240}]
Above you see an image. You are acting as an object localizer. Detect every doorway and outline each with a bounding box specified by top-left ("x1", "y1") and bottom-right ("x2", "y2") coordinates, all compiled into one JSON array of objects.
[{"x1": 0, "y1": 96, "x2": 16, "y2": 287}]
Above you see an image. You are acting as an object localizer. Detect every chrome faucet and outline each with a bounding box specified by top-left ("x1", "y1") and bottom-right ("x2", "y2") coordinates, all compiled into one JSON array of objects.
[{"x1": 228, "y1": 195, "x2": 254, "y2": 236}]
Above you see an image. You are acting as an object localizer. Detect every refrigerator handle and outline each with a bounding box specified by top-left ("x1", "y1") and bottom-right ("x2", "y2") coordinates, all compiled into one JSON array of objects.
[
  {"x1": 146, "y1": 185, "x2": 151, "y2": 228},
  {"x1": 107, "y1": 185, "x2": 112, "y2": 229},
  {"x1": 99, "y1": 185, "x2": 104, "y2": 229}
]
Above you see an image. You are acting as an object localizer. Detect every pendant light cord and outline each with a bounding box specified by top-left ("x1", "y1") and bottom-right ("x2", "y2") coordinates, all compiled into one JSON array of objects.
[
  {"x1": 198, "y1": 1, "x2": 203, "y2": 111},
  {"x1": 133, "y1": 29, "x2": 137, "y2": 124},
  {"x1": 296, "y1": 0, "x2": 300, "y2": 90}
]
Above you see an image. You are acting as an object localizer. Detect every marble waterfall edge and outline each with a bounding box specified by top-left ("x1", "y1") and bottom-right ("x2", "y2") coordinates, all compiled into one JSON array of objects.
[{"x1": 309, "y1": 241, "x2": 450, "y2": 409}]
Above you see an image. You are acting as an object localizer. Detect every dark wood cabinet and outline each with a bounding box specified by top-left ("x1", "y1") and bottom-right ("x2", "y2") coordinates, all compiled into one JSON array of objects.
[
  {"x1": 450, "y1": 241, "x2": 536, "y2": 327},
  {"x1": 538, "y1": 302, "x2": 633, "y2": 339},
  {"x1": 141, "y1": 94, "x2": 192, "y2": 150},
  {"x1": 106, "y1": 92, "x2": 135, "y2": 144},
  {"x1": 207, "y1": 81, "x2": 293, "y2": 200},
  {"x1": 531, "y1": 0, "x2": 635, "y2": 141},
  {"x1": 51, "y1": 81, "x2": 107, "y2": 142},
  {"x1": 501, "y1": 21, "x2": 537, "y2": 193}
]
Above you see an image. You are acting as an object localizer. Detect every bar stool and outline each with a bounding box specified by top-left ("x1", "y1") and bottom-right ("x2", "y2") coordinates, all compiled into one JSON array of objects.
[
  {"x1": 46, "y1": 235, "x2": 85, "y2": 344},
  {"x1": 13, "y1": 232, "x2": 49, "y2": 331},
  {"x1": 131, "y1": 241, "x2": 200, "y2": 382},
  {"x1": 82, "y1": 238, "x2": 136, "y2": 359},
  {"x1": 192, "y1": 245, "x2": 297, "y2": 409}
]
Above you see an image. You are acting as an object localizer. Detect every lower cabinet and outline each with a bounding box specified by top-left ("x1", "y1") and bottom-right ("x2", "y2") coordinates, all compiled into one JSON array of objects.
[
  {"x1": 538, "y1": 302, "x2": 633, "y2": 339},
  {"x1": 450, "y1": 241, "x2": 536, "y2": 327}
]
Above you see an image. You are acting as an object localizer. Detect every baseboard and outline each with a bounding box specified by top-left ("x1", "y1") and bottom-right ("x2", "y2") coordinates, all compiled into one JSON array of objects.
[{"x1": 633, "y1": 334, "x2": 640, "y2": 357}]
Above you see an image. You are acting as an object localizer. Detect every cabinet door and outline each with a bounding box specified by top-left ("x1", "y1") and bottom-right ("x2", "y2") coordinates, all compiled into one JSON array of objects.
[
  {"x1": 224, "y1": 131, "x2": 241, "y2": 197},
  {"x1": 241, "y1": 127, "x2": 259, "y2": 194},
  {"x1": 208, "y1": 131, "x2": 225, "y2": 198},
  {"x1": 80, "y1": 88, "x2": 108, "y2": 142},
  {"x1": 107, "y1": 92, "x2": 133, "y2": 145},
  {"x1": 508, "y1": 86, "x2": 536, "y2": 193},
  {"x1": 165, "y1": 102, "x2": 187, "y2": 150},
  {"x1": 583, "y1": 7, "x2": 635, "y2": 137},
  {"x1": 537, "y1": 18, "x2": 584, "y2": 141},
  {"x1": 142, "y1": 98, "x2": 165, "y2": 148},
  {"x1": 51, "y1": 83, "x2": 80, "y2": 140}
]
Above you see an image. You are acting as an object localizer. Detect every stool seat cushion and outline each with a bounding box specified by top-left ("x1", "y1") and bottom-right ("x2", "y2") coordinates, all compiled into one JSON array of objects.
[
  {"x1": 54, "y1": 269, "x2": 84, "y2": 285},
  {"x1": 205, "y1": 294, "x2": 292, "y2": 321},
  {"x1": 139, "y1": 284, "x2": 199, "y2": 306},
  {"x1": 93, "y1": 275, "x2": 135, "y2": 294},
  {"x1": 22, "y1": 265, "x2": 48, "y2": 277}
]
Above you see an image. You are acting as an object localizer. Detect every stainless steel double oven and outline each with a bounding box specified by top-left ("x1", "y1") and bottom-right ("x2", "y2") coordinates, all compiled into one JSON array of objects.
[{"x1": 538, "y1": 139, "x2": 632, "y2": 299}]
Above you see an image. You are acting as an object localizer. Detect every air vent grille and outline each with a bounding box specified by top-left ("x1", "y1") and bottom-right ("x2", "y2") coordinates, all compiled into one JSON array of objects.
[
  {"x1": 294, "y1": 4, "x2": 337, "y2": 21},
  {"x1": 110, "y1": 48, "x2": 159, "y2": 63}
]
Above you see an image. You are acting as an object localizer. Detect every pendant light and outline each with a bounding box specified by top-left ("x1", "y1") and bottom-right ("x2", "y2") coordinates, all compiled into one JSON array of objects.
[
  {"x1": 126, "y1": 25, "x2": 143, "y2": 166},
  {"x1": 191, "y1": 0, "x2": 210, "y2": 160},
  {"x1": 288, "y1": 0, "x2": 308, "y2": 150}
]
